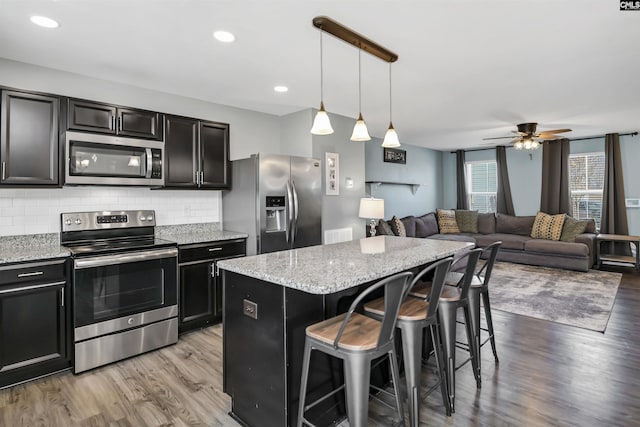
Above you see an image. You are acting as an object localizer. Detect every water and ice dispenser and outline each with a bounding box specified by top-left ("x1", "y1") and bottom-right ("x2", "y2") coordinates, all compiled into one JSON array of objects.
[{"x1": 265, "y1": 196, "x2": 286, "y2": 232}]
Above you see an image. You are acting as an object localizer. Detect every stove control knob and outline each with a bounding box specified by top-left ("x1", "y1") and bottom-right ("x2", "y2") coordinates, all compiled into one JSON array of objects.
[
  {"x1": 75, "y1": 219, "x2": 82, "y2": 225},
  {"x1": 139, "y1": 216, "x2": 146, "y2": 222},
  {"x1": 64, "y1": 219, "x2": 72, "y2": 225},
  {"x1": 146, "y1": 215, "x2": 154, "y2": 221}
]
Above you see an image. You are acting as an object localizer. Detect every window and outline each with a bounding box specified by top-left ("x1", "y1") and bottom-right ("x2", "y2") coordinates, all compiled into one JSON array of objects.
[
  {"x1": 569, "y1": 152, "x2": 605, "y2": 230},
  {"x1": 465, "y1": 161, "x2": 497, "y2": 213}
]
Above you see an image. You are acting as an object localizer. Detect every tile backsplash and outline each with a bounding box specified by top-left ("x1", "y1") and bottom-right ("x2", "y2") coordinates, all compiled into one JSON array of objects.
[{"x1": 0, "y1": 187, "x2": 221, "y2": 236}]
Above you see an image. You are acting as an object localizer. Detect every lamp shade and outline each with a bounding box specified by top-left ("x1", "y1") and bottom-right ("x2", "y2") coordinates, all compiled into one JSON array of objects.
[
  {"x1": 381, "y1": 123, "x2": 400, "y2": 148},
  {"x1": 350, "y1": 114, "x2": 371, "y2": 141},
  {"x1": 310, "y1": 103, "x2": 334, "y2": 135},
  {"x1": 359, "y1": 197, "x2": 384, "y2": 219}
]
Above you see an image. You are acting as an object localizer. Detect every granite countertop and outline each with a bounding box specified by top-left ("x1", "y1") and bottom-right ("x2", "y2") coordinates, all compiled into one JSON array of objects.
[
  {"x1": 0, "y1": 234, "x2": 70, "y2": 264},
  {"x1": 156, "y1": 223, "x2": 248, "y2": 245},
  {"x1": 217, "y1": 236, "x2": 473, "y2": 295}
]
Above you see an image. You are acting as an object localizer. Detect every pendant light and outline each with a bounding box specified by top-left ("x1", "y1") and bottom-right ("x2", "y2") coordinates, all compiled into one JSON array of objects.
[
  {"x1": 350, "y1": 49, "x2": 371, "y2": 141},
  {"x1": 381, "y1": 62, "x2": 401, "y2": 148},
  {"x1": 310, "y1": 28, "x2": 334, "y2": 135}
]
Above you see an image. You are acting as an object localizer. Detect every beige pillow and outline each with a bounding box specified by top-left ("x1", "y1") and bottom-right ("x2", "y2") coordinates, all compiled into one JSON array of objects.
[
  {"x1": 531, "y1": 212, "x2": 566, "y2": 241},
  {"x1": 437, "y1": 209, "x2": 460, "y2": 234}
]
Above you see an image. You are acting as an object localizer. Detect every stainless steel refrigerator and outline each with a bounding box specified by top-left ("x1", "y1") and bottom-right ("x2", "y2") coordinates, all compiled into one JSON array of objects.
[{"x1": 222, "y1": 154, "x2": 322, "y2": 255}]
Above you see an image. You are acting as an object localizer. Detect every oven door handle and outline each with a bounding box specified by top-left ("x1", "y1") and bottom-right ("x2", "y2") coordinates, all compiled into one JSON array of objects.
[{"x1": 74, "y1": 248, "x2": 178, "y2": 269}]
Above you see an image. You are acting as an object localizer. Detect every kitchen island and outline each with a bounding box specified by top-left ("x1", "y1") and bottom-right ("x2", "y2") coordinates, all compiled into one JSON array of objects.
[{"x1": 217, "y1": 236, "x2": 473, "y2": 427}]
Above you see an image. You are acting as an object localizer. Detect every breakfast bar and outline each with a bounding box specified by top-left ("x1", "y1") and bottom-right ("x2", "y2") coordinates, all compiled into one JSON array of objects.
[{"x1": 218, "y1": 236, "x2": 472, "y2": 427}]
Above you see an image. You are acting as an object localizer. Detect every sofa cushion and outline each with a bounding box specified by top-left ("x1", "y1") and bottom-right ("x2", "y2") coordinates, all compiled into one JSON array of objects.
[
  {"x1": 531, "y1": 212, "x2": 566, "y2": 241},
  {"x1": 524, "y1": 239, "x2": 589, "y2": 257},
  {"x1": 560, "y1": 216, "x2": 590, "y2": 242},
  {"x1": 436, "y1": 209, "x2": 460, "y2": 234},
  {"x1": 455, "y1": 210, "x2": 479, "y2": 233},
  {"x1": 390, "y1": 216, "x2": 407, "y2": 237},
  {"x1": 426, "y1": 233, "x2": 477, "y2": 243},
  {"x1": 477, "y1": 212, "x2": 496, "y2": 234},
  {"x1": 376, "y1": 219, "x2": 394, "y2": 236},
  {"x1": 474, "y1": 233, "x2": 531, "y2": 250},
  {"x1": 496, "y1": 213, "x2": 535, "y2": 236},
  {"x1": 584, "y1": 219, "x2": 596, "y2": 234},
  {"x1": 415, "y1": 213, "x2": 439, "y2": 238},
  {"x1": 400, "y1": 216, "x2": 417, "y2": 237}
]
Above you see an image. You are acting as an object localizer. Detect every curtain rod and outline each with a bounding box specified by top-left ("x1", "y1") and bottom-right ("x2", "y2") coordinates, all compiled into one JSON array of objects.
[{"x1": 450, "y1": 131, "x2": 639, "y2": 154}]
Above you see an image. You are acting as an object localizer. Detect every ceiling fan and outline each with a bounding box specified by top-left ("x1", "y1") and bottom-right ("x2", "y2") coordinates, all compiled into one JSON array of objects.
[{"x1": 483, "y1": 122, "x2": 572, "y2": 150}]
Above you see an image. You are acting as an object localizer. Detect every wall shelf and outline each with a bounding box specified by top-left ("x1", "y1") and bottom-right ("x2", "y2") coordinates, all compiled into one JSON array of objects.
[{"x1": 365, "y1": 181, "x2": 424, "y2": 195}]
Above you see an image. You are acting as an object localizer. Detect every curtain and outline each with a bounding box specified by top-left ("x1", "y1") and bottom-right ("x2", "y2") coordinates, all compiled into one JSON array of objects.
[
  {"x1": 495, "y1": 146, "x2": 515, "y2": 215},
  {"x1": 600, "y1": 133, "x2": 631, "y2": 255},
  {"x1": 540, "y1": 138, "x2": 570, "y2": 214},
  {"x1": 456, "y1": 150, "x2": 468, "y2": 210}
]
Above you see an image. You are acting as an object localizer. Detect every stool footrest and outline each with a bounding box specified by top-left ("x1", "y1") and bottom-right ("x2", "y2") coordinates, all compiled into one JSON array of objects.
[{"x1": 303, "y1": 384, "x2": 345, "y2": 413}]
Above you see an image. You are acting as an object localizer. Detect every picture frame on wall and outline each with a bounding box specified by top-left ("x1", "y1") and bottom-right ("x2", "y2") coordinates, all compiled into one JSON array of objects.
[
  {"x1": 325, "y1": 152, "x2": 339, "y2": 195},
  {"x1": 383, "y1": 147, "x2": 406, "y2": 164}
]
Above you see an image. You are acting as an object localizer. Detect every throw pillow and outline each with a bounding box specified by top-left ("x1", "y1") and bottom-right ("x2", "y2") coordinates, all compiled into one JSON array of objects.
[
  {"x1": 400, "y1": 216, "x2": 417, "y2": 237},
  {"x1": 477, "y1": 212, "x2": 496, "y2": 234},
  {"x1": 436, "y1": 209, "x2": 460, "y2": 234},
  {"x1": 376, "y1": 219, "x2": 394, "y2": 236},
  {"x1": 531, "y1": 212, "x2": 566, "y2": 241},
  {"x1": 390, "y1": 215, "x2": 406, "y2": 237},
  {"x1": 415, "y1": 213, "x2": 439, "y2": 237},
  {"x1": 560, "y1": 216, "x2": 589, "y2": 242},
  {"x1": 455, "y1": 210, "x2": 479, "y2": 233}
]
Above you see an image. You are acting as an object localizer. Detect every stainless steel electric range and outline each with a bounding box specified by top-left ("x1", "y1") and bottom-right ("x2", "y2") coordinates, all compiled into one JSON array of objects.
[{"x1": 61, "y1": 210, "x2": 178, "y2": 374}]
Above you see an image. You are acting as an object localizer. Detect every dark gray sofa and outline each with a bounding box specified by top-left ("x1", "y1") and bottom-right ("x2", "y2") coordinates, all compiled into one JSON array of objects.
[{"x1": 380, "y1": 212, "x2": 597, "y2": 272}]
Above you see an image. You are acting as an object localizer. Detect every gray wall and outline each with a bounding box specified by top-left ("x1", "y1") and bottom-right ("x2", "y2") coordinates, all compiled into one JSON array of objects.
[
  {"x1": 365, "y1": 141, "x2": 443, "y2": 219},
  {"x1": 441, "y1": 134, "x2": 640, "y2": 234},
  {"x1": 280, "y1": 110, "x2": 313, "y2": 157},
  {"x1": 0, "y1": 58, "x2": 281, "y2": 159}
]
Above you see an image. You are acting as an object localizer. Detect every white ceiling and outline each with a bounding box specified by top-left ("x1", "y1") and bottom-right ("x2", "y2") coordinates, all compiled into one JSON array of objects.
[{"x1": 1, "y1": 0, "x2": 639, "y2": 151}]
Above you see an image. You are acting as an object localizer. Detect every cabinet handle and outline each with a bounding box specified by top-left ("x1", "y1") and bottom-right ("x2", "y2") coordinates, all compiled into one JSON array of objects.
[
  {"x1": 117, "y1": 116, "x2": 122, "y2": 132},
  {"x1": 17, "y1": 271, "x2": 44, "y2": 278},
  {"x1": 199, "y1": 171, "x2": 204, "y2": 185},
  {"x1": 61, "y1": 287, "x2": 65, "y2": 307},
  {"x1": 195, "y1": 170, "x2": 199, "y2": 185},
  {"x1": 0, "y1": 280, "x2": 66, "y2": 295},
  {"x1": 110, "y1": 115, "x2": 115, "y2": 130},
  {"x1": 208, "y1": 247, "x2": 223, "y2": 252},
  {"x1": 1, "y1": 161, "x2": 5, "y2": 181}
]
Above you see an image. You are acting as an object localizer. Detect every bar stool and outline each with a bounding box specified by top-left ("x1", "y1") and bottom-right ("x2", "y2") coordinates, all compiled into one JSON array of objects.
[
  {"x1": 409, "y1": 248, "x2": 482, "y2": 413},
  {"x1": 452, "y1": 242, "x2": 502, "y2": 365},
  {"x1": 297, "y1": 271, "x2": 413, "y2": 427},
  {"x1": 363, "y1": 257, "x2": 453, "y2": 427}
]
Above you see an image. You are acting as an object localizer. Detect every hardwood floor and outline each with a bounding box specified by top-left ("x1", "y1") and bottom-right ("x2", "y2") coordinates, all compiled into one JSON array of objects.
[{"x1": 2, "y1": 266, "x2": 639, "y2": 426}]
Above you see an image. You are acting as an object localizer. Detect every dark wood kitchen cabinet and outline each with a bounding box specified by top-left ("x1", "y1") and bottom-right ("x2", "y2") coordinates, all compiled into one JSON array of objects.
[
  {"x1": 164, "y1": 115, "x2": 230, "y2": 189},
  {"x1": 0, "y1": 90, "x2": 60, "y2": 186},
  {"x1": 66, "y1": 98, "x2": 163, "y2": 140},
  {"x1": 178, "y1": 239, "x2": 245, "y2": 334},
  {"x1": 0, "y1": 258, "x2": 71, "y2": 388}
]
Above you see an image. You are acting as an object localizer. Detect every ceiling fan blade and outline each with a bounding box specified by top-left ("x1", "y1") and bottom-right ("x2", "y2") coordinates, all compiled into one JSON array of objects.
[
  {"x1": 482, "y1": 136, "x2": 519, "y2": 141},
  {"x1": 537, "y1": 128, "x2": 572, "y2": 136},
  {"x1": 535, "y1": 135, "x2": 560, "y2": 140}
]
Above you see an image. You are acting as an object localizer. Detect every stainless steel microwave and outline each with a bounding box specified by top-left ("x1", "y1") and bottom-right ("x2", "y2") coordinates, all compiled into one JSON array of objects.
[{"x1": 65, "y1": 131, "x2": 164, "y2": 186}]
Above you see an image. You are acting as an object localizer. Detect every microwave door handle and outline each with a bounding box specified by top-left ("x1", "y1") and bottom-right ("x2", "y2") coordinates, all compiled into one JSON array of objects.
[{"x1": 145, "y1": 148, "x2": 152, "y2": 178}]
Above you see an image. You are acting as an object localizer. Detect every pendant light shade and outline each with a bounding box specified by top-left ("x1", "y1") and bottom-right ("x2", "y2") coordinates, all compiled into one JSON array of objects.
[
  {"x1": 310, "y1": 28, "x2": 333, "y2": 135},
  {"x1": 381, "y1": 63, "x2": 400, "y2": 148},
  {"x1": 350, "y1": 49, "x2": 370, "y2": 142}
]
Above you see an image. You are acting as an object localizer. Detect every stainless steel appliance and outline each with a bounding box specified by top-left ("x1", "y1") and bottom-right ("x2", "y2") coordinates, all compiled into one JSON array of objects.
[
  {"x1": 61, "y1": 210, "x2": 178, "y2": 373},
  {"x1": 223, "y1": 154, "x2": 322, "y2": 255},
  {"x1": 64, "y1": 131, "x2": 164, "y2": 186}
]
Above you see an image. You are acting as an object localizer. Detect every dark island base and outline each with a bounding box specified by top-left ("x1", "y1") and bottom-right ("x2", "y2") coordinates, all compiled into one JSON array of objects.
[{"x1": 223, "y1": 270, "x2": 395, "y2": 427}]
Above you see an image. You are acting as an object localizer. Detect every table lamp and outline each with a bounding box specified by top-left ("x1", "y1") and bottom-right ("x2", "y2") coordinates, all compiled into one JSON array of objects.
[{"x1": 358, "y1": 197, "x2": 384, "y2": 237}]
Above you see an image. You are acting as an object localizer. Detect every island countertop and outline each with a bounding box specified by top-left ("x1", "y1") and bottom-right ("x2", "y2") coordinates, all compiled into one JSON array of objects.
[{"x1": 217, "y1": 236, "x2": 473, "y2": 294}]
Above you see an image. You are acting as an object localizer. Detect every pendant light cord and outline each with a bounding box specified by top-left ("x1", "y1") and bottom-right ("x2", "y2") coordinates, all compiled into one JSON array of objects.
[
  {"x1": 358, "y1": 48, "x2": 362, "y2": 113},
  {"x1": 388, "y1": 62, "x2": 393, "y2": 122},
  {"x1": 320, "y1": 29, "x2": 324, "y2": 103}
]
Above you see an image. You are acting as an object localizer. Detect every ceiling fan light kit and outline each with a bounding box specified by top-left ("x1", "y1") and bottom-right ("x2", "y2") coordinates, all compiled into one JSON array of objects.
[
  {"x1": 311, "y1": 16, "x2": 399, "y2": 146},
  {"x1": 484, "y1": 122, "x2": 571, "y2": 151}
]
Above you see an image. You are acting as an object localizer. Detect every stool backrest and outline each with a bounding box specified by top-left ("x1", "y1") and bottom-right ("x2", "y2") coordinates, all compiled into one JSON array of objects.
[
  {"x1": 450, "y1": 248, "x2": 483, "y2": 301},
  {"x1": 477, "y1": 241, "x2": 502, "y2": 288},
  {"x1": 333, "y1": 271, "x2": 413, "y2": 350},
  {"x1": 406, "y1": 257, "x2": 453, "y2": 321}
]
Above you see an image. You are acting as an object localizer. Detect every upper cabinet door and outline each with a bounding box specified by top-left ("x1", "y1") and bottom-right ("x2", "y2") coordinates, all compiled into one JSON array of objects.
[
  {"x1": 67, "y1": 99, "x2": 116, "y2": 134},
  {"x1": 0, "y1": 90, "x2": 59, "y2": 186},
  {"x1": 117, "y1": 108, "x2": 163, "y2": 140},
  {"x1": 165, "y1": 115, "x2": 198, "y2": 187},
  {"x1": 199, "y1": 121, "x2": 230, "y2": 188}
]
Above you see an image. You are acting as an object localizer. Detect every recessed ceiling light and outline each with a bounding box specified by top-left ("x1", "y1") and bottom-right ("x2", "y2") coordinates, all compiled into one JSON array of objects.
[
  {"x1": 274, "y1": 86, "x2": 288, "y2": 93},
  {"x1": 213, "y1": 31, "x2": 235, "y2": 43},
  {"x1": 30, "y1": 15, "x2": 59, "y2": 29}
]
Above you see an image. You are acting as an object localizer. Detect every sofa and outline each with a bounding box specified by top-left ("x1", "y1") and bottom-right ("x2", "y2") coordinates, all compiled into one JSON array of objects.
[{"x1": 377, "y1": 211, "x2": 597, "y2": 272}]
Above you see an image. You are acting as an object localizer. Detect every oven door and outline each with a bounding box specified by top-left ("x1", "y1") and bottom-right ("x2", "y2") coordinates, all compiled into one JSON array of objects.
[{"x1": 72, "y1": 248, "x2": 177, "y2": 339}]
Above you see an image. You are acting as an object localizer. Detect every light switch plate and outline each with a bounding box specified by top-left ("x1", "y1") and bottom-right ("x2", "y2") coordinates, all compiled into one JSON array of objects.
[{"x1": 243, "y1": 299, "x2": 258, "y2": 320}]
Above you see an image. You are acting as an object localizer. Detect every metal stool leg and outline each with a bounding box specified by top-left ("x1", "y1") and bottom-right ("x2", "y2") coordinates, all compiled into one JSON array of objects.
[
  {"x1": 387, "y1": 348, "x2": 406, "y2": 426},
  {"x1": 481, "y1": 288, "x2": 499, "y2": 363},
  {"x1": 344, "y1": 354, "x2": 371, "y2": 427},
  {"x1": 297, "y1": 341, "x2": 313, "y2": 427},
  {"x1": 468, "y1": 286, "x2": 482, "y2": 383},
  {"x1": 430, "y1": 322, "x2": 451, "y2": 416},
  {"x1": 400, "y1": 323, "x2": 422, "y2": 427},
  {"x1": 462, "y1": 304, "x2": 481, "y2": 388},
  {"x1": 438, "y1": 301, "x2": 457, "y2": 414}
]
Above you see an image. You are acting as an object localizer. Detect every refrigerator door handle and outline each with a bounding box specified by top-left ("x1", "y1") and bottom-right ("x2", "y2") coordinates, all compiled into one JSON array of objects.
[
  {"x1": 286, "y1": 180, "x2": 294, "y2": 244},
  {"x1": 291, "y1": 180, "x2": 299, "y2": 245}
]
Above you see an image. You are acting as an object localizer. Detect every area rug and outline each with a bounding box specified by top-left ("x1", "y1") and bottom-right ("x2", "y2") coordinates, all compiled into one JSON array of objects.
[{"x1": 488, "y1": 262, "x2": 622, "y2": 332}]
